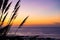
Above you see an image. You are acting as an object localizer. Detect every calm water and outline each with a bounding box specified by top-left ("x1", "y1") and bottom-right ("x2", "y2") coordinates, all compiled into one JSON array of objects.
[{"x1": 8, "y1": 27, "x2": 60, "y2": 38}]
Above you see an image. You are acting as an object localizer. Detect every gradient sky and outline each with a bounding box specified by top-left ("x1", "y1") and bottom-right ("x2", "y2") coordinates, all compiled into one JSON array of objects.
[{"x1": 3, "y1": 0, "x2": 60, "y2": 26}]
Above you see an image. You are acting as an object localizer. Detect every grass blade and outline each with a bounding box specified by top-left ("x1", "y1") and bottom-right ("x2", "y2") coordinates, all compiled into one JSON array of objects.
[
  {"x1": 11, "y1": 6, "x2": 20, "y2": 21},
  {"x1": 2, "y1": 13, "x2": 8, "y2": 22},
  {"x1": 4, "y1": 2, "x2": 12, "y2": 13},
  {"x1": 18, "y1": 16, "x2": 29, "y2": 28},
  {"x1": 2, "y1": 0, "x2": 9, "y2": 13},
  {"x1": 15, "y1": 16, "x2": 29, "y2": 35},
  {"x1": 0, "y1": 0, "x2": 3, "y2": 9},
  {"x1": 0, "y1": 13, "x2": 8, "y2": 26},
  {"x1": 14, "y1": 6, "x2": 20, "y2": 15},
  {"x1": 14, "y1": 0, "x2": 20, "y2": 9}
]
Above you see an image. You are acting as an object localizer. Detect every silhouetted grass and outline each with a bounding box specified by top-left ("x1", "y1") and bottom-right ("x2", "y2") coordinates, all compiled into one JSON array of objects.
[
  {"x1": 2, "y1": 0, "x2": 9, "y2": 13},
  {"x1": 0, "y1": 0, "x2": 29, "y2": 36},
  {"x1": 0, "y1": 0, "x2": 12, "y2": 26},
  {"x1": 19, "y1": 16, "x2": 29, "y2": 28},
  {"x1": 4, "y1": 2, "x2": 12, "y2": 13},
  {"x1": 0, "y1": 0, "x2": 3, "y2": 9},
  {"x1": 14, "y1": 0, "x2": 20, "y2": 10},
  {"x1": 0, "y1": 13, "x2": 8, "y2": 26}
]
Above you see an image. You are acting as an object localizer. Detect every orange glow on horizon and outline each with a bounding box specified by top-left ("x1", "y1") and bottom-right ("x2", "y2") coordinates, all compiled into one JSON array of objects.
[{"x1": 2, "y1": 15, "x2": 60, "y2": 26}]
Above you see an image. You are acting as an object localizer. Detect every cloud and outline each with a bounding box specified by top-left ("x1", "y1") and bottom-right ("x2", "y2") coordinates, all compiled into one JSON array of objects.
[{"x1": 54, "y1": 22, "x2": 60, "y2": 25}]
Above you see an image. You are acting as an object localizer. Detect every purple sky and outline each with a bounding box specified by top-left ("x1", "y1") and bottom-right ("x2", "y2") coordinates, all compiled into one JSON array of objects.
[{"x1": 6, "y1": 0, "x2": 60, "y2": 26}]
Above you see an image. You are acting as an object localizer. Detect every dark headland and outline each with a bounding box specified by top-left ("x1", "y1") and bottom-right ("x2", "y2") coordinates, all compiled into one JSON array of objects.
[{"x1": 0, "y1": 35, "x2": 60, "y2": 40}]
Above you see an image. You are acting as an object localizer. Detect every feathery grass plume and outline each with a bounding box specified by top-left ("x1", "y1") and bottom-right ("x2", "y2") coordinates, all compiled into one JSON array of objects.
[
  {"x1": 0, "y1": 0, "x2": 12, "y2": 26},
  {"x1": 2, "y1": 13, "x2": 8, "y2": 22},
  {"x1": 12, "y1": 0, "x2": 20, "y2": 13},
  {"x1": 7, "y1": 14, "x2": 17, "y2": 27},
  {"x1": 11, "y1": 0, "x2": 20, "y2": 22},
  {"x1": 0, "y1": 0, "x2": 3, "y2": 9},
  {"x1": 10, "y1": 15, "x2": 17, "y2": 25},
  {"x1": 13, "y1": 6, "x2": 20, "y2": 16},
  {"x1": 0, "y1": 13, "x2": 8, "y2": 26},
  {"x1": 7, "y1": 0, "x2": 20, "y2": 26},
  {"x1": 0, "y1": 0, "x2": 9, "y2": 21},
  {"x1": 15, "y1": 16, "x2": 29, "y2": 34},
  {"x1": 18, "y1": 16, "x2": 29, "y2": 28},
  {"x1": 2, "y1": 0, "x2": 9, "y2": 13},
  {"x1": 14, "y1": 0, "x2": 20, "y2": 10},
  {"x1": 10, "y1": 14, "x2": 16, "y2": 23},
  {"x1": 10, "y1": 0, "x2": 20, "y2": 22},
  {"x1": 10, "y1": 6, "x2": 20, "y2": 22},
  {"x1": 4, "y1": 2, "x2": 12, "y2": 14}
]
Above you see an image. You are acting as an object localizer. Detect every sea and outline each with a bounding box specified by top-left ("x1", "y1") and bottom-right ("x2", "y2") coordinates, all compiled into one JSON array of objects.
[{"x1": 7, "y1": 26, "x2": 60, "y2": 39}]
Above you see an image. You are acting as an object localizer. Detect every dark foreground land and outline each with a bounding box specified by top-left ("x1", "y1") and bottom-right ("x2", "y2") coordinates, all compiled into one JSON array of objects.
[{"x1": 0, "y1": 36, "x2": 60, "y2": 40}]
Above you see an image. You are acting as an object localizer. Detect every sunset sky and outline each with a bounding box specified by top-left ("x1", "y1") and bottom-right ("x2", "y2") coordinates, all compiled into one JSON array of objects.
[{"x1": 3, "y1": 0, "x2": 60, "y2": 26}]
